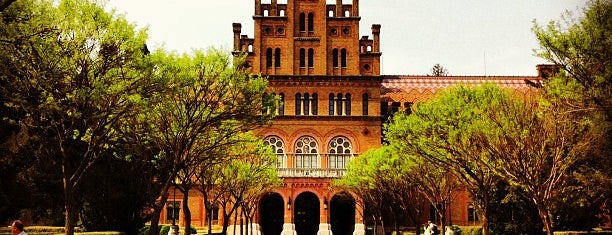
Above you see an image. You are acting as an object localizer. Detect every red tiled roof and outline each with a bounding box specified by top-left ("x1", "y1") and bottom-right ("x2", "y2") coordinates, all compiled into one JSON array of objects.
[{"x1": 381, "y1": 75, "x2": 542, "y2": 103}]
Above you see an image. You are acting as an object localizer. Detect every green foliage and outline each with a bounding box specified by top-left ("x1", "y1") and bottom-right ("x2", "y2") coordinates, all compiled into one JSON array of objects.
[
  {"x1": 533, "y1": 0, "x2": 612, "y2": 120},
  {"x1": 159, "y1": 226, "x2": 170, "y2": 235},
  {"x1": 459, "y1": 226, "x2": 482, "y2": 235},
  {"x1": 385, "y1": 84, "x2": 510, "y2": 235},
  {"x1": 533, "y1": 1, "x2": 612, "y2": 232}
]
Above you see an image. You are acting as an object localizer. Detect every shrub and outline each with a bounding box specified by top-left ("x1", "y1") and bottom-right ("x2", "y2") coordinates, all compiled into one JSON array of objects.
[
  {"x1": 160, "y1": 225, "x2": 170, "y2": 235},
  {"x1": 459, "y1": 226, "x2": 482, "y2": 235},
  {"x1": 451, "y1": 225, "x2": 463, "y2": 235}
]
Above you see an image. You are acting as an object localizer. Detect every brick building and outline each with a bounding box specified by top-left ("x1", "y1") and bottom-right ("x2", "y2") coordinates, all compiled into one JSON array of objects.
[{"x1": 160, "y1": 1, "x2": 548, "y2": 234}]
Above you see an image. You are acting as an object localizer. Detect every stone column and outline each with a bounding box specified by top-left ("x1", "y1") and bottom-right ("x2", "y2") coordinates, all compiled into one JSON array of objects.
[
  {"x1": 281, "y1": 223, "x2": 297, "y2": 235},
  {"x1": 317, "y1": 223, "x2": 332, "y2": 235},
  {"x1": 353, "y1": 224, "x2": 366, "y2": 235}
]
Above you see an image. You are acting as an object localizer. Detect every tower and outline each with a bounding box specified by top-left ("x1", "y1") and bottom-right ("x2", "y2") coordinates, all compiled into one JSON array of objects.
[
  {"x1": 233, "y1": 0, "x2": 381, "y2": 76},
  {"x1": 232, "y1": 1, "x2": 382, "y2": 235}
]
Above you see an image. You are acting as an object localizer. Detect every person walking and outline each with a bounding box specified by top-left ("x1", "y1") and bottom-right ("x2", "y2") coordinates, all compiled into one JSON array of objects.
[{"x1": 10, "y1": 220, "x2": 27, "y2": 235}]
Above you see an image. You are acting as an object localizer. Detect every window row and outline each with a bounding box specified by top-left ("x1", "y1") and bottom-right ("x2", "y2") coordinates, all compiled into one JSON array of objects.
[
  {"x1": 268, "y1": 48, "x2": 349, "y2": 69},
  {"x1": 265, "y1": 93, "x2": 369, "y2": 116},
  {"x1": 299, "y1": 48, "x2": 315, "y2": 68},
  {"x1": 264, "y1": 136, "x2": 353, "y2": 169},
  {"x1": 299, "y1": 13, "x2": 315, "y2": 32},
  {"x1": 264, "y1": 136, "x2": 353, "y2": 154},
  {"x1": 332, "y1": 48, "x2": 348, "y2": 68},
  {"x1": 266, "y1": 48, "x2": 282, "y2": 68}
]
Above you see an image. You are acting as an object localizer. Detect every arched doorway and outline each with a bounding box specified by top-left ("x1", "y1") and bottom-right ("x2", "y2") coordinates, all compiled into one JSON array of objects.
[
  {"x1": 330, "y1": 192, "x2": 356, "y2": 235},
  {"x1": 260, "y1": 193, "x2": 284, "y2": 235},
  {"x1": 294, "y1": 192, "x2": 320, "y2": 235}
]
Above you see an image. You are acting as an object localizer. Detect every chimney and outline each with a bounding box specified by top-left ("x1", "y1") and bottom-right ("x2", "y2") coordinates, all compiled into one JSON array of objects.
[
  {"x1": 271, "y1": 0, "x2": 277, "y2": 16},
  {"x1": 336, "y1": 0, "x2": 342, "y2": 17},
  {"x1": 372, "y1": 24, "x2": 381, "y2": 52},
  {"x1": 353, "y1": 0, "x2": 359, "y2": 16},
  {"x1": 536, "y1": 64, "x2": 560, "y2": 79},
  {"x1": 255, "y1": 0, "x2": 261, "y2": 16},
  {"x1": 232, "y1": 23, "x2": 242, "y2": 52}
]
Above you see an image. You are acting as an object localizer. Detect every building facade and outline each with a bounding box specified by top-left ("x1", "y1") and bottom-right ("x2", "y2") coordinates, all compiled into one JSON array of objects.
[{"x1": 161, "y1": 1, "x2": 548, "y2": 234}]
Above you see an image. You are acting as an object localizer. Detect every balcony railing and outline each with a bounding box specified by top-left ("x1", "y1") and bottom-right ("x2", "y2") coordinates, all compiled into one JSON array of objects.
[{"x1": 275, "y1": 153, "x2": 355, "y2": 178}]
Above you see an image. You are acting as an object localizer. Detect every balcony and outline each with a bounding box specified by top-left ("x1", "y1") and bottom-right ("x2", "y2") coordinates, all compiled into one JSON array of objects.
[{"x1": 275, "y1": 153, "x2": 355, "y2": 178}]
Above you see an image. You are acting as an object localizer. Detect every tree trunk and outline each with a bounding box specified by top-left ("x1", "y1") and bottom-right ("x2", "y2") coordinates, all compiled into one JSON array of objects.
[
  {"x1": 233, "y1": 209, "x2": 239, "y2": 235},
  {"x1": 149, "y1": 181, "x2": 172, "y2": 235},
  {"x1": 63, "y1": 180, "x2": 76, "y2": 235},
  {"x1": 207, "y1": 203, "x2": 213, "y2": 235},
  {"x1": 148, "y1": 208, "x2": 162, "y2": 235},
  {"x1": 221, "y1": 212, "x2": 231, "y2": 235},
  {"x1": 535, "y1": 203, "x2": 554, "y2": 235},
  {"x1": 183, "y1": 191, "x2": 192, "y2": 235}
]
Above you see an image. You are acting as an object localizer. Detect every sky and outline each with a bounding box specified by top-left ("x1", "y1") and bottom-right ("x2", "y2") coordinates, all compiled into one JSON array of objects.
[{"x1": 105, "y1": 0, "x2": 586, "y2": 76}]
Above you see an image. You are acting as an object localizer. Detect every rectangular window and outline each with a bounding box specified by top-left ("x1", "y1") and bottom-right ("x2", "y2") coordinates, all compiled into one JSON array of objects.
[
  {"x1": 299, "y1": 49, "x2": 306, "y2": 68},
  {"x1": 206, "y1": 204, "x2": 220, "y2": 224},
  {"x1": 329, "y1": 154, "x2": 350, "y2": 169},
  {"x1": 296, "y1": 154, "x2": 317, "y2": 168},
  {"x1": 295, "y1": 93, "x2": 302, "y2": 115},
  {"x1": 362, "y1": 94, "x2": 369, "y2": 116},
  {"x1": 166, "y1": 201, "x2": 180, "y2": 221},
  {"x1": 275, "y1": 48, "x2": 281, "y2": 67},
  {"x1": 308, "y1": 49, "x2": 314, "y2": 68},
  {"x1": 329, "y1": 94, "x2": 335, "y2": 116},
  {"x1": 468, "y1": 203, "x2": 479, "y2": 222}
]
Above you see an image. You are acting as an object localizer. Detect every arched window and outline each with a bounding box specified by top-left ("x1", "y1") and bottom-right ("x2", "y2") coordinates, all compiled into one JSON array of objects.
[
  {"x1": 308, "y1": 13, "x2": 314, "y2": 32},
  {"x1": 264, "y1": 136, "x2": 286, "y2": 167},
  {"x1": 295, "y1": 93, "x2": 302, "y2": 115},
  {"x1": 264, "y1": 10, "x2": 269, "y2": 16},
  {"x1": 299, "y1": 48, "x2": 306, "y2": 67},
  {"x1": 279, "y1": 10, "x2": 285, "y2": 17},
  {"x1": 329, "y1": 93, "x2": 335, "y2": 115},
  {"x1": 303, "y1": 93, "x2": 310, "y2": 115},
  {"x1": 336, "y1": 93, "x2": 343, "y2": 115},
  {"x1": 345, "y1": 93, "x2": 351, "y2": 115},
  {"x1": 328, "y1": 136, "x2": 352, "y2": 169},
  {"x1": 295, "y1": 136, "x2": 319, "y2": 168},
  {"x1": 330, "y1": 93, "x2": 351, "y2": 116},
  {"x1": 328, "y1": 10, "x2": 334, "y2": 17},
  {"x1": 266, "y1": 48, "x2": 273, "y2": 68},
  {"x1": 332, "y1": 49, "x2": 339, "y2": 68},
  {"x1": 311, "y1": 93, "x2": 318, "y2": 115},
  {"x1": 274, "y1": 48, "x2": 281, "y2": 67},
  {"x1": 299, "y1": 13, "x2": 306, "y2": 32},
  {"x1": 344, "y1": 10, "x2": 350, "y2": 17},
  {"x1": 340, "y1": 48, "x2": 347, "y2": 67},
  {"x1": 308, "y1": 48, "x2": 314, "y2": 68},
  {"x1": 362, "y1": 93, "x2": 369, "y2": 116},
  {"x1": 278, "y1": 93, "x2": 285, "y2": 115}
]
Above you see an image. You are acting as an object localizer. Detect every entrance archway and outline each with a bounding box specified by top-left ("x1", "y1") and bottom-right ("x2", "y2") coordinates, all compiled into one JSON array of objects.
[
  {"x1": 294, "y1": 192, "x2": 320, "y2": 235},
  {"x1": 260, "y1": 193, "x2": 284, "y2": 235},
  {"x1": 330, "y1": 192, "x2": 356, "y2": 235}
]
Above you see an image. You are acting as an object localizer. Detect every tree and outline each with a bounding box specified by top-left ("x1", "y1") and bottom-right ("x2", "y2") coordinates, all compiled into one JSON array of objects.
[
  {"x1": 385, "y1": 84, "x2": 510, "y2": 235},
  {"x1": 533, "y1": 0, "x2": 612, "y2": 228},
  {"x1": 473, "y1": 92, "x2": 600, "y2": 235},
  {"x1": 211, "y1": 134, "x2": 281, "y2": 235},
  {"x1": 0, "y1": 0, "x2": 152, "y2": 234},
  {"x1": 430, "y1": 63, "x2": 449, "y2": 76},
  {"x1": 533, "y1": 0, "x2": 612, "y2": 120},
  {"x1": 142, "y1": 49, "x2": 275, "y2": 235},
  {"x1": 335, "y1": 146, "x2": 427, "y2": 235}
]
